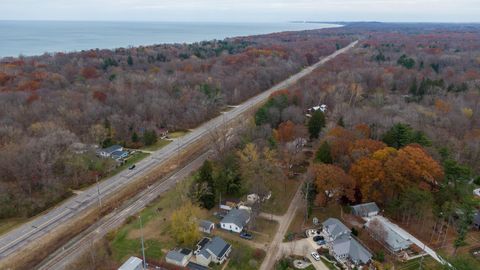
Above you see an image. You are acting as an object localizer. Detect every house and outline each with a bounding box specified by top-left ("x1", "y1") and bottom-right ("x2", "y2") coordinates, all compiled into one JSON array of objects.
[
  {"x1": 158, "y1": 128, "x2": 169, "y2": 139},
  {"x1": 111, "y1": 150, "x2": 129, "y2": 160},
  {"x1": 365, "y1": 216, "x2": 412, "y2": 252},
  {"x1": 307, "y1": 104, "x2": 327, "y2": 114},
  {"x1": 220, "y1": 208, "x2": 251, "y2": 233},
  {"x1": 351, "y1": 202, "x2": 380, "y2": 218},
  {"x1": 330, "y1": 235, "x2": 372, "y2": 265},
  {"x1": 473, "y1": 211, "x2": 480, "y2": 230},
  {"x1": 195, "y1": 236, "x2": 232, "y2": 266},
  {"x1": 322, "y1": 218, "x2": 351, "y2": 242},
  {"x1": 199, "y1": 220, "x2": 215, "y2": 234},
  {"x1": 247, "y1": 194, "x2": 260, "y2": 204},
  {"x1": 166, "y1": 248, "x2": 192, "y2": 267},
  {"x1": 97, "y1": 145, "x2": 124, "y2": 158},
  {"x1": 118, "y1": 256, "x2": 143, "y2": 270}
]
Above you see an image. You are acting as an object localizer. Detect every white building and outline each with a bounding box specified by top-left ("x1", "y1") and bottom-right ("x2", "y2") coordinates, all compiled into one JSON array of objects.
[
  {"x1": 220, "y1": 208, "x2": 251, "y2": 233},
  {"x1": 118, "y1": 256, "x2": 143, "y2": 270}
]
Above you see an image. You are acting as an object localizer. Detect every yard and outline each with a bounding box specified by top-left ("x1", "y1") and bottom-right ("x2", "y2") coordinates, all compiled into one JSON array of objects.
[
  {"x1": 395, "y1": 256, "x2": 442, "y2": 270},
  {"x1": 262, "y1": 178, "x2": 301, "y2": 215},
  {"x1": 0, "y1": 218, "x2": 27, "y2": 236},
  {"x1": 106, "y1": 151, "x2": 150, "y2": 178},
  {"x1": 211, "y1": 240, "x2": 266, "y2": 270},
  {"x1": 141, "y1": 139, "x2": 172, "y2": 152}
]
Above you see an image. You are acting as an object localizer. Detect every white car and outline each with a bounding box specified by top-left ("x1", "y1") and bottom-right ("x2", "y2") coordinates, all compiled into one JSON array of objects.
[{"x1": 311, "y1": 252, "x2": 321, "y2": 261}]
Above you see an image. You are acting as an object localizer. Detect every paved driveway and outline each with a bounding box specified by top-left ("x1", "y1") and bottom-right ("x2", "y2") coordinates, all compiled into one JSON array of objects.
[{"x1": 280, "y1": 239, "x2": 329, "y2": 270}]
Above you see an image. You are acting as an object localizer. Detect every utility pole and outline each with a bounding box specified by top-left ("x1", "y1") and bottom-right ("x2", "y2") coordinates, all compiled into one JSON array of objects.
[
  {"x1": 419, "y1": 243, "x2": 425, "y2": 270},
  {"x1": 304, "y1": 181, "x2": 310, "y2": 225},
  {"x1": 139, "y1": 215, "x2": 147, "y2": 270},
  {"x1": 95, "y1": 175, "x2": 102, "y2": 208}
]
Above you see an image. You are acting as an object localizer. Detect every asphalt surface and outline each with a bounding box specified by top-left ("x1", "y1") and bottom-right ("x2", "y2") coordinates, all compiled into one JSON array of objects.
[{"x1": 0, "y1": 40, "x2": 358, "y2": 264}]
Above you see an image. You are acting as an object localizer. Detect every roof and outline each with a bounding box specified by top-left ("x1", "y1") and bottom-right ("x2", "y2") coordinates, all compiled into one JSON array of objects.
[
  {"x1": 366, "y1": 216, "x2": 412, "y2": 251},
  {"x1": 221, "y1": 208, "x2": 250, "y2": 228},
  {"x1": 351, "y1": 202, "x2": 380, "y2": 216},
  {"x1": 197, "y1": 237, "x2": 210, "y2": 250},
  {"x1": 332, "y1": 235, "x2": 372, "y2": 264},
  {"x1": 100, "y1": 144, "x2": 122, "y2": 154},
  {"x1": 166, "y1": 250, "x2": 188, "y2": 263},
  {"x1": 199, "y1": 220, "x2": 214, "y2": 230},
  {"x1": 118, "y1": 256, "x2": 143, "y2": 270},
  {"x1": 205, "y1": 236, "x2": 231, "y2": 258},
  {"x1": 198, "y1": 248, "x2": 211, "y2": 259},
  {"x1": 187, "y1": 262, "x2": 209, "y2": 270},
  {"x1": 111, "y1": 150, "x2": 128, "y2": 158},
  {"x1": 322, "y1": 218, "x2": 351, "y2": 239}
]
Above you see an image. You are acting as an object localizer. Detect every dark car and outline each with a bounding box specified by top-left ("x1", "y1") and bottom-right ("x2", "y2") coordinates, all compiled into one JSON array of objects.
[
  {"x1": 240, "y1": 231, "x2": 253, "y2": 240},
  {"x1": 128, "y1": 164, "x2": 136, "y2": 170},
  {"x1": 313, "y1": 235, "x2": 324, "y2": 242}
]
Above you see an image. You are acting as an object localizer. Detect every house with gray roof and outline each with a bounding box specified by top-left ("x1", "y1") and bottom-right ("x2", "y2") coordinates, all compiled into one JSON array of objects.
[
  {"x1": 330, "y1": 235, "x2": 372, "y2": 265},
  {"x1": 322, "y1": 218, "x2": 351, "y2": 241},
  {"x1": 366, "y1": 216, "x2": 412, "y2": 252},
  {"x1": 195, "y1": 236, "x2": 232, "y2": 266},
  {"x1": 220, "y1": 208, "x2": 251, "y2": 233},
  {"x1": 351, "y1": 202, "x2": 380, "y2": 218},
  {"x1": 198, "y1": 220, "x2": 215, "y2": 234},
  {"x1": 165, "y1": 248, "x2": 192, "y2": 267}
]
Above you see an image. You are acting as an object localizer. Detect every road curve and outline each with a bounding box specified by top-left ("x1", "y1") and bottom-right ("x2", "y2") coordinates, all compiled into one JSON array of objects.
[{"x1": 0, "y1": 40, "x2": 358, "y2": 264}]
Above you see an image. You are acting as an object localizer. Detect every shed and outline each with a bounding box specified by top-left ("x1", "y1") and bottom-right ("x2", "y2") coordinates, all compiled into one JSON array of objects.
[
  {"x1": 351, "y1": 202, "x2": 380, "y2": 217},
  {"x1": 118, "y1": 256, "x2": 143, "y2": 270},
  {"x1": 166, "y1": 249, "x2": 192, "y2": 267},
  {"x1": 199, "y1": 220, "x2": 215, "y2": 234}
]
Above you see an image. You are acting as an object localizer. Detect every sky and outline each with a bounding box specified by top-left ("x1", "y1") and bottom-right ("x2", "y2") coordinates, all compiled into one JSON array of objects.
[{"x1": 1, "y1": 0, "x2": 479, "y2": 23}]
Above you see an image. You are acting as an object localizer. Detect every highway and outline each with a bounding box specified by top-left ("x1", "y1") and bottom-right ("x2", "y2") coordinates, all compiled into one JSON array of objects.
[{"x1": 0, "y1": 40, "x2": 358, "y2": 266}]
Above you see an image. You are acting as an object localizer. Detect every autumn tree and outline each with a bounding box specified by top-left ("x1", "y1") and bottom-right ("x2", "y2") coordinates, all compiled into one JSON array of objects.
[
  {"x1": 274, "y1": 121, "x2": 295, "y2": 143},
  {"x1": 170, "y1": 202, "x2": 201, "y2": 246},
  {"x1": 350, "y1": 157, "x2": 387, "y2": 203},
  {"x1": 311, "y1": 164, "x2": 355, "y2": 206}
]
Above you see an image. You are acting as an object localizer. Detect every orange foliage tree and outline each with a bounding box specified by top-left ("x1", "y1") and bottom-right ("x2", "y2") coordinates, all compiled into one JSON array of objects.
[
  {"x1": 274, "y1": 121, "x2": 295, "y2": 143},
  {"x1": 349, "y1": 157, "x2": 387, "y2": 203},
  {"x1": 349, "y1": 139, "x2": 387, "y2": 161},
  {"x1": 312, "y1": 164, "x2": 355, "y2": 206}
]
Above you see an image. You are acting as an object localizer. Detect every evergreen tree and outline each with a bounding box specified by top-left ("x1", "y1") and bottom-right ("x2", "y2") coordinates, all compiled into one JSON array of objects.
[
  {"x1": 143, "y1": 130, "x2": 157, "y2": 146},
  {"x1": 337, "y1": 116, "x2": 345, "y2": 127},
  {"x1": 131, "y1": 131, "x2": 139, "y2": 143},
  {"x1": 308, "y1": 111, "x2": 325, "y2": 139},
  {"x1": 316, "y1": 141, "x2": 333, "y2": 164},
  {"x1": 127, "y1": 55, "x2": 134, "y2": 66}
]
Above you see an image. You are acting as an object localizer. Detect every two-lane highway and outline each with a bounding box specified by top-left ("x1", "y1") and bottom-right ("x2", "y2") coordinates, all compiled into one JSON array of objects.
[{"x1": 0, "y1": 40, "x2": 358, "y2": 266}]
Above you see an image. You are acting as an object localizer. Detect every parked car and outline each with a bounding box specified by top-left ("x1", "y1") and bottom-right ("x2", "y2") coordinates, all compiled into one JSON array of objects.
[
  {"x1": 240, "y1": 231, "x2": 253, "y2": 240},
  {"x1": 128, "y1": 164, "x2": 136, "y2": 170},
  {"x1": 313, "y1": 235, "x2": 324, "y2": 242},
  {"x1": 311, "y1": 252, "x2": 321, "y2": 261}
]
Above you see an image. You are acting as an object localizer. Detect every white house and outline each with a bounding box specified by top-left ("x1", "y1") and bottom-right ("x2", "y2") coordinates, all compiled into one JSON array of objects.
[
  {"x1": 195, "y1": 237, "x2": 232, "y2": 266},
  {"x1": 220, "y1": 208, "x2": 251, "y2": 233},
  {"x1": 118, "y1": 256, "x2": 143, "y2": 270}
]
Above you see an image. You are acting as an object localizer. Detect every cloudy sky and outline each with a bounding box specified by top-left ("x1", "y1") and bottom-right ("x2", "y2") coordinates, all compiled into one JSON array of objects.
[{"x1": 1, "y1": 0, "x2": 479, "y2": 22}]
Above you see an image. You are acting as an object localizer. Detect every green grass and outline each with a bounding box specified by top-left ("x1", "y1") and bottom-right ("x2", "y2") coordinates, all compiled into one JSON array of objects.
[
  {"x1": 141, "y1": 139, "x2": 172, "y2": 151},
  {"x1": 110, "y1": 227, "x2": 163, "y2": 262},
  {"x1": 169, "y1": 130, "x2": 189, "y2": 139},
  {"x1": 395, "y1": 256, "x2": 442, "y2": 270},
  {"x1": 262, "y1": 179, "x2": 300, "y2": 215},
  {"x1": 106, "y1": 151, "x2": 149, "y2": 178},
  {"x1": 211, "y1": 240, "x2": 265, "y2": 270},
  {"x1": 0, "y1": 218, "x2": 27, "y2": 235},
  {"x1": 320, "y1": 257, "x2": 338, "y2": 270}
]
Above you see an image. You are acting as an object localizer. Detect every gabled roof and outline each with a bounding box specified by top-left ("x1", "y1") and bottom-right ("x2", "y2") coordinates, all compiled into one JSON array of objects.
[
  {"x1": 322, "y1": 218, "x2": 351, "y2": 239},
  {"x1": 100, "y1": 144, "x2": 122, "y2": 154},
  {"x1": 166, "y1": 250, "x2": 188, "y2": 262},
  {"x1": 221, "y1": 209, "x2": 250, "y2": 228},
  {"x1": 332, "y1": 235, "x2": 372, "y2": 264},
  {"x1": 351, "y1": 202, "x2": 380, "y2": 216},
  {"x1": 198, "y1": 248, "x2": 211, "y2": 259},
  {"x1": 199, "y1": 220, "x2": 214, "y2": 230},
  {"x1": 205, "y1": 236, "x2": 231, "y2": 258},
  {"x1": 118, "y1": 256, "x2": 143, "y2": 270}
]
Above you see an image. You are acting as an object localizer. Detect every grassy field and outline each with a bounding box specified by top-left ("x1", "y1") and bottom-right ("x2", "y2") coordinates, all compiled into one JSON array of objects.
[
  {"x1": 141, "y1": 139, "x2": 172, "y2": 152},
  {"x1": 262, "y1": 178, "x2": 300, "y2": 215},
  {"x1": 0, "y1": 218, "x2": 27, "y2": 235},
  {"x1": 106, "y1": 151, "x2": 150, "y2": 178},
  {"x1": 211, "y1": 240, "x2": 266, "y2": 270},
  {"x1": 395, "y1": 256, "x2": 442, "y2": 270},
  {"x1": 169, "y1": 130, "x2": 189, "y2": 139}
]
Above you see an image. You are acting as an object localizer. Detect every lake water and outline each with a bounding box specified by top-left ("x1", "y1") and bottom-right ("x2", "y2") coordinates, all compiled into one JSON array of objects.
[{"x1": 0, "y1": 21, "x2": 340, "y2": 58}]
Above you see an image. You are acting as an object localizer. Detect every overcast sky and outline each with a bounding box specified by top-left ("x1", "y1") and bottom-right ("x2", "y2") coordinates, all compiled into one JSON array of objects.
[{"x1": 1, "y1": 0, "x2": 479, "y2": 22}]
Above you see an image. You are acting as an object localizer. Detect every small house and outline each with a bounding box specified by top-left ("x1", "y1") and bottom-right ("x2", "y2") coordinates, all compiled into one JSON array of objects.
[
  {"x1": 351, "y1": 202, "x2": 380, "y2": 218},
  {"x1": 158, "y1": 128, "x2": 169, "y2": 139},
  {"x1": 165, "y1": 248, "x2": 192, "y2": 267},
  {"x1": 199, "y1": 220, "x2": 215, "y2": 234},
  {"x1": 322, "y1": 218, "x2": 351, "y2": 242},
  {"x1": 220, "y1": 208, "x2": 251, "y2": 233},
  {"x1": 118, "y1": 256, "x2": 143, "y2": 270},
  {"x1": 195, "y1": 236, "x2": 232, "y2": 266},
  {"x1": 97, "y1": 145, "x2": 124, "y2": 158}
]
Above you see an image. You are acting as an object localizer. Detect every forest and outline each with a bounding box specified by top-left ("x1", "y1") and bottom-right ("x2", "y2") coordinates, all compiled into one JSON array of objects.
[{"x1": 0, "y1": 27, "x2": 351, "y2": 219}]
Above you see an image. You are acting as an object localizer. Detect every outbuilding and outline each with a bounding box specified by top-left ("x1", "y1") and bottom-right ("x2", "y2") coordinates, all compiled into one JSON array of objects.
[
  {"x1": 118, "y1": 256, "x2": 143, "y2": 270},
  {"x1": 165, "y1": 249, "x2": 192, "y2": 267},
  {"x1": 351, "y1": 202, "x2": 380, "y2": 218}
]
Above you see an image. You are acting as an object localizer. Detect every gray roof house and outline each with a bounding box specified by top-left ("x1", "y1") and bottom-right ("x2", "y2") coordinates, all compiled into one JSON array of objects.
[
  {"x1": 118, "y1": 256, "x2": 143, "y2": 270},
  {"x1": 322, "y1": 218, "x2": 351, "y2": 241},
  {"x1": 166, "y1": 248, "x2": 192, "y2": 267},
  {"x1": 331, "y1": 235, "x2": 372, "y2": 265},
  {"x1": 220, "y1": 208, "x2": 251, "y2": 233},
  {"x1": 199, "y1": 220, "x2": 215, "y2": 234},
  {"x1": 97, "y1": 145, "x2": 124, "y2": 158},
  {"x1": 351, "y1": 202, "x2": 380, "y2": 218},
  {"x1": 195, "y1": 236, "x2": 232, "y2": 266},
  {"x1": 473, "y1": 211, "x2": 480, "y2": 230},
  {"x1": 366, "y1": 216, "x2": 412, "y2": 252}
]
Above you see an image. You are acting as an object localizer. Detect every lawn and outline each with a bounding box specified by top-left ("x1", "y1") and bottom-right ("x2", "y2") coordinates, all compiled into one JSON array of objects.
[
  {"x1": 211, "y1": 240, "x2": 266, "y2": 270},
  {"x1": 395, "y1": 256, "x2": 442, "y2": 270},
  {"x1": 320, "y1": 257, "x2": 338, "y2": 270},
  {"x1": 213, "y1": 217, "x2": 277, "y2": 247},
  {"x1": 169, "y1": 130, "x2": 189, "y2": 139},
  {"x1": 0, "y1": 218, "x2": 27, "y2": 236},
  {"x1": 262, "y1": 178, "x2": 300, "y2": 215},
  {"x1": 285, "y1": 204, "x2": 342, "y2": 241},
  {"x1": 141, "y1": 139, "x2": 172, "y2": 152}
]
